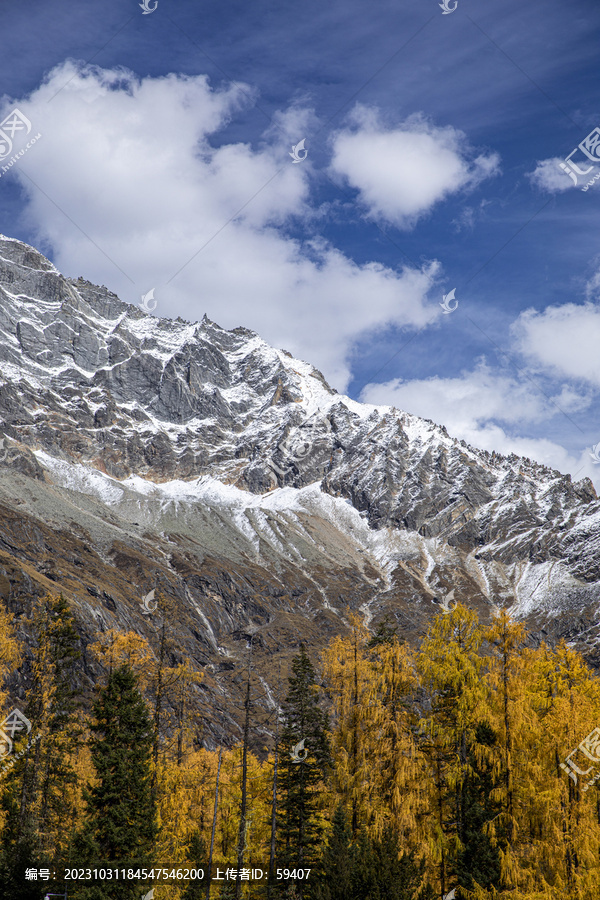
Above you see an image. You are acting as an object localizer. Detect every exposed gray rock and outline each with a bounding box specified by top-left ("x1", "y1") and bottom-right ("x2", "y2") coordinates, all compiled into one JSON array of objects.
[{"x1": 0, "y1": 230, "x2": 600, "y2": 735}]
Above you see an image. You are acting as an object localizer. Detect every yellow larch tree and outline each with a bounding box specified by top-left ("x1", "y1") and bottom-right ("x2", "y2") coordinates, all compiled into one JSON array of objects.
[
  {"x1": 365, "y1": 631, "x2": 430, "y2": 855},
  {"x1": 321, "y1": 614, "x2": 375, "y2": 838},
  {"x1": 0, "y1": 603, "x2": 20, "y2": 715},
  {"x1": 416, "y1": 603, "x2": 486, "y2": 898},
  {"x1": 481, "y1": 610, "x2": 540, "y2": 898},
  {"x1": 523, "y1": 639, "x2": 600, "y2": 900},
  {"x1": 88, "y1": 626, "x2": 154, "y2": 689},
  {"x1": 152, "y1": 747, "x2": 222, "y2": 899}
]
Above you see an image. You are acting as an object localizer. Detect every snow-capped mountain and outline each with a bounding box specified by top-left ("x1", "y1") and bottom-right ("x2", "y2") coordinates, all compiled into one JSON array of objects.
[{"x1": 1, "y1": 233, "x2": 600, "y2": 743}]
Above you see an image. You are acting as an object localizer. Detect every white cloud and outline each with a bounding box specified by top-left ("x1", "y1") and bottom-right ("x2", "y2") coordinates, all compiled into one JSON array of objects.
[
  {"x1": 361, "y1": 363, "x2": 565, "y2": 428},
  {"x1": 4, "y1": 62, "x2": 444, "y2": 390},
  {"x1": 585, "y1": 267, "x2": 600, "y2": 300},
  {"x1": 329, "y1": 107, "x2": 500, "y2": 228},
  {"x1": 4, "y1": 63, "x2": 599, "y2": 491},
  {"x1": 528, "y1": 157, "x2": 582, "y2": 192},
  {"x1": 359, "y1": 363, "x2": 598, "y2": 486},
  {"x1": 513, "y1": 302, "x2": 600, "y2": 387}
]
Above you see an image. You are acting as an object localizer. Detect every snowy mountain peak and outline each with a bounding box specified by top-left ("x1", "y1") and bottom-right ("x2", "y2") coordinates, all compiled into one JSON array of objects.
[{"x1": 1, "y1": 234, "x2": 600, "y2": 669}]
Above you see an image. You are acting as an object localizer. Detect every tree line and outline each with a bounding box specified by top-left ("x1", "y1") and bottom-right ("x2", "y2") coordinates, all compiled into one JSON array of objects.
[{"x1": 1, "y1": 593, "x2": 600, "y2": 899}]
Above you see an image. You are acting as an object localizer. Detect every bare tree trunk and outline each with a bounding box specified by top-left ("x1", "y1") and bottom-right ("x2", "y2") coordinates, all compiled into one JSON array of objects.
[
  {"x1": 176, "y1": 670, "x2": 186, "y2": 767},
  {"x1": 205, "y1": 746, "x2": 223, "y2": 900},
  {"x1": 235, "y1": 644, "x2": 253, "y2": 900},
  {"x1": 151, "y1": 614, "x2": 167, "y2": 796},
  {"x1": 267, "y1": 701, "x2": 280, "y2": 900},
  {"x1": 351, "y1": 630, "x2": 359, "y2": 837}
]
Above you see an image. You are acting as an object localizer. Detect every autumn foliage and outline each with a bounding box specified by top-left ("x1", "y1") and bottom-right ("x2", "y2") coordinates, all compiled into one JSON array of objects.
[{"x1": 1, "y1": 596, "x2": 600, "y2": 899}]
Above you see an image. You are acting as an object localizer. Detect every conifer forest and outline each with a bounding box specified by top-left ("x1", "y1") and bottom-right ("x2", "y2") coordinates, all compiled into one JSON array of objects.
[{"x1": 1, "y1": 594, "x2": 600, "y2": 900}]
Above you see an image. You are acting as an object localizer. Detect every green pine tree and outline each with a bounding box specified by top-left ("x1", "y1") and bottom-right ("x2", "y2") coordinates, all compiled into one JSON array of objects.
[
  {"x1": 312, "y1": 804, "x2": 353, "y2": 900},
  {"x1": 75, "y1": 663, "x2": 157, "y2": 899},
  {"x1": 454, "y1": 721, "x2": 502, "y2": 894},
  {"x1": 182, "y1": 829, "x2": 208, "y2": 899},
  {"x1": 0, "y1": 593, "x2": 83, "y2": 900},
  {"x1": 278, "y1": 646, "x2": 330, "y2": 881},
  {"x1": 35, "y1": 595, "x2": 83, "y2": 859},
  {"x1": 352, "y1": 827, "x2": 429, "y2": 900},
  {"x1": 367, "y1": 618, "x2": 399, "y2": 649}
]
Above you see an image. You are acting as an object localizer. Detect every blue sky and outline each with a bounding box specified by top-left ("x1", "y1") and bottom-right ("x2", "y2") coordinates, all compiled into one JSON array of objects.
[{"x1": 1, "y1": 0, "x2": 600, "y2": 486}]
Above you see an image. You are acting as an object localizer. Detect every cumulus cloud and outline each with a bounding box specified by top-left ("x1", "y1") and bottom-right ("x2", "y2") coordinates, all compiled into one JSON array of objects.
[
  {"x1": 2, "y1": 61, "x2": 445, "y2": 390},
  {"x1": 528, "y1": 157, "x2": 584, "y2": 192},
  {"x1": 4, "y1": 64, "x2": 600, "y2": 490},
  {"x1": 329, "y1": 106, "x2": 500, "y2": 228},
  {"x1": 361, "y1": 362, "x2": 573, "y2": 428},
  {"x1": 360, "y1": 362, "x2": 597, "y2": 485},
  {"x1": 513, "y1": 302, "x2": 600, "y2": 387},
  {"x1": 585, "y1": 268, "x2": 600, "y2": 300}
]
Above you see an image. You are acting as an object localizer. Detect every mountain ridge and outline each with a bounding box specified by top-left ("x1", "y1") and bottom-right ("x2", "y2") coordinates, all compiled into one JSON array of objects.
[{"x1": 1, "y1": 233, "x2": 600, "y2": 745}]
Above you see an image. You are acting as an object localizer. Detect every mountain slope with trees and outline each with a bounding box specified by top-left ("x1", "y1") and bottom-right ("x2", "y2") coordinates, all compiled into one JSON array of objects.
[{"x1": 1, "y1": 596, "x2": 599, "y2": 898}]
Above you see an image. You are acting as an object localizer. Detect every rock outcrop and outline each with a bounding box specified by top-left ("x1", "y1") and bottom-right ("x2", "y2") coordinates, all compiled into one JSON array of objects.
[{"x1": 1, "y1": 233, "x2": 600, "y2": 746}]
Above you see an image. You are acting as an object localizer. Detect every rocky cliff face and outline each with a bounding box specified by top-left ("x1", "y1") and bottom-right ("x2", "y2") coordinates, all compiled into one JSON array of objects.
[{"x1": 1, "y1": 233, "x2": 600, "y2": 746}]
